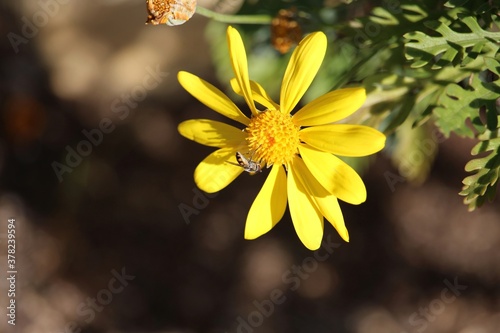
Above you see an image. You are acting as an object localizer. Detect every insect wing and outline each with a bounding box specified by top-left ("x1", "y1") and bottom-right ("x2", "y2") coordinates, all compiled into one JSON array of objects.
[
  {"x1": 235, "y1": 152, "x2": 251, "y2": 170},
  {"x1": 235, "y1": 152, "x2": 261, "y2": 174}
]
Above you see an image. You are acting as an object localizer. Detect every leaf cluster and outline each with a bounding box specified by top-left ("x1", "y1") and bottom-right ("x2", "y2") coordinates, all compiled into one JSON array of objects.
[{"x1": 355, "y1": 0, "x2": 500, "y2": 208}]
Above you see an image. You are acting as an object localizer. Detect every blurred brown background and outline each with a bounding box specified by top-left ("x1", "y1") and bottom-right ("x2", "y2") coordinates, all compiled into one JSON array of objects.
[{"x1": 0, "y1": 1, "x2": 499, "y2": 333}]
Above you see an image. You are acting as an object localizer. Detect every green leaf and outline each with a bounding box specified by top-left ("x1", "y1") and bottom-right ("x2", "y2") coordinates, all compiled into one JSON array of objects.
[
  {"x1": 382, "y1": 95, "x2": 416, "y2": 134},
  {"x1": 434, "y1": 73, "x2": 500, "y2": 138},
  {"x1": 484, "y1": 56, "x2": 500, "y2": 75},
  {"x1": 444, "y1": 0, "x2": 470, "y2": 7},
  {"x1": 404, "y1": 16, "x2": 500, "y2": 69},
  {"x1": 460, "y1": 123, "x2": 500, "y2": 211},
  {"x1": 412, "y1": 85, "x2": 444, "y2": 127}
]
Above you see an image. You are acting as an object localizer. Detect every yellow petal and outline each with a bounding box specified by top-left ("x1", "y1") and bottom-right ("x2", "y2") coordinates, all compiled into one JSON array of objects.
[
  {"x1": 230, "y1": 78, "x2": 279, "y2": 111},
  {"x1": 245, "y1": 165, "x2": 287, "y2": 239},
  {"x1": 293, "y1": 88, "x2": 366, "y2": 126},
  {"x1": 194, "y1": 148, "x2": 243, "y2": 193},
  {"x1": 288, "y1": 157, "x2": 324, "y2": 250},
  {"x1": 291, "y1": 157, "x2": 349, "y2": 242},
  {"x1": 298, "y1": 145, "x2": 366, "y2": 204},
  {"x1": 280, "y1": 32, "x2": 327, "y2": 114},
  {"x1": 178, "y1": 119, "x2": 246, "y2": 148},
  {"x1": 300, "y1": 124, "x2": 386, "y2": 156},
  {"x1": 315, "y1": 196, "x2": 348, "y2": 242},
  {"x1": 178, "y1": 71, "x2": 249, "y2": 126},
  {"x1": 227, "y1": 26, "x2": 258, "y2": 116}
]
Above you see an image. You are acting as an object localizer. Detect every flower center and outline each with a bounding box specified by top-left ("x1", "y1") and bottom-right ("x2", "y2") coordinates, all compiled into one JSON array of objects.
[{"x1": 245, "y1": 109, "x2": 300, "y2": 167}]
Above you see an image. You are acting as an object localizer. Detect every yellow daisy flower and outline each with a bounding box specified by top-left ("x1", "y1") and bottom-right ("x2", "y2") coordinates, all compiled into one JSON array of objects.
[{"x1": 178, "y1": 26, "x2": 386, "y2": 250}]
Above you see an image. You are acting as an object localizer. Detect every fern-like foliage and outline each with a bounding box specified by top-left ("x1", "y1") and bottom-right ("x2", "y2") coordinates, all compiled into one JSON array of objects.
[
  {"x1": 434, "y1": 71, "x2": 500, "y2": 138},
  {"x1": 460, "y1": 121, "x2": 500, "y2": 211},
  {"x1": 349, "y1": 1, "x2": 500, "y2": 209},
  {"x1": 404, "y1": 15, "x2": 500, "y2": 68},
  {"x1": 444, "y1": 0, "x2": 471, "y2": 7},
  {"x1": 452, "y1": 59, "x2": 500, "y2": 210}
]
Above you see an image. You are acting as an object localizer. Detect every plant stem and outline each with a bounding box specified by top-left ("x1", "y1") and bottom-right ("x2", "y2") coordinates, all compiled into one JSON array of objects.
[{"x1": 195, "y1": 6, "x2": 272, "y2": 25}]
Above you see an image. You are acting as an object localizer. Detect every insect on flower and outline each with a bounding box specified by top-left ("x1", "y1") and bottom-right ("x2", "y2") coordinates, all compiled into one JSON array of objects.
[
  {"x1": 177, "y1": 27, "x2": 387, "y2": 250},
  {"x1": 227, "y1": 151, "x2": 262, "y2": 175},
  {"x1": 145, "y1": 0, "x2": 197, "y2": 26}
]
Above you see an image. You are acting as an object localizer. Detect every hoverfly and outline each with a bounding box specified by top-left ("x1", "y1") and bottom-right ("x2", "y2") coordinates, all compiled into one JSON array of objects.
[{"x1": 227, "y1": 151, "x2": 262, "y2": 175}]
